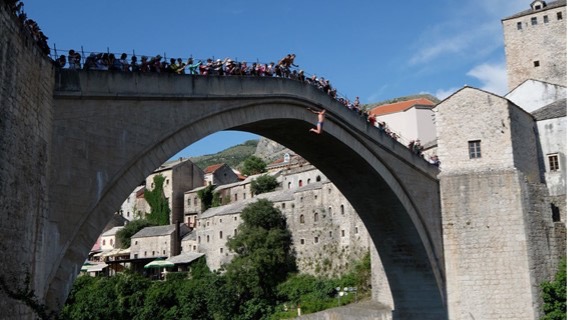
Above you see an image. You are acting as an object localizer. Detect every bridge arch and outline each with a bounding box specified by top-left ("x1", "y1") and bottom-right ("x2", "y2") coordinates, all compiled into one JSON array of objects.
[{"x1": 48, "y1": 70, "x2": 446, "y2": 318}]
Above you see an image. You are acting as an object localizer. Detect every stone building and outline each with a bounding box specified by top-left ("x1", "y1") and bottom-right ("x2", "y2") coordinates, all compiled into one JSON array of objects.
[
  {"x1": 203, "y1": 163, "x2": 240, "y2": 186},
  {"x1": 502, "y1": 0, "x2": 567, "y2": 90},
  {"x1": 369, "y1": 97, "x2": 437, "y2": 146},
  {"x1": 129, "y1": 224, "x2": 190, "y2": 260},
  {"x1": 436, "y1": 86, "x2": 564, "y2": 319},
  {"x1": 116, "y1": 185, "x2": 144, "y2": 221},
  {"x1": 144, "y1": 158, "x2": 204, "y2": 224},
  {"x1": 99, "y1": 226, "x2": 124, "y2": 251},
  {"x1": 188, "y1": 156, "x2": 372, "y2": 277}
]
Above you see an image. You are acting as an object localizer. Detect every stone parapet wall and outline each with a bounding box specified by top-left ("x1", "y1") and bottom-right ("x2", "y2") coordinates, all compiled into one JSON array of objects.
[{"x1": 0, "y1": 3, "x2": 55, "y2": 319}]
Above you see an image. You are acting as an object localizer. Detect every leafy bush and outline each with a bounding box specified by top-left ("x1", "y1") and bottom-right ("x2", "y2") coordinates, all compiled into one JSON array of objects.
[
  {"x1": 251, "y1": 174, "x2": 279, "y2": 195},
  {"x1": 541, "y1": 258, "x2": 566, "y2": 320}
]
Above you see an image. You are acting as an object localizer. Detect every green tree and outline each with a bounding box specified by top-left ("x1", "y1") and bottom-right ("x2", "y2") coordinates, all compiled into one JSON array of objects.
[
  {"x1": 144, "y1": 174, "x2": 171, "y2": 225},
  {"x1": 197, "y1": 184, "x2": 217, "y2": 211},
  {"x1": 541, "y1": 258, "x2": 567, "y2": 320},
  {"x1": 251, "y1": 174, "x2": 279, "y2": 195},
  {"x1": 240, "y1": 155, "x2": 267, "y2": 176},
  {"x1": 224, "y1": 199, "x2": 296, "y2": 319},
  {"x1": 116, "y1": 219, "x2": 156, "y2": 248}
]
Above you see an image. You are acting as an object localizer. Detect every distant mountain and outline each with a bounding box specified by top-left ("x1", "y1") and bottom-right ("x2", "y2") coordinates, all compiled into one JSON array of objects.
[
  {"x1": 363, "y1": 93, "x2": 440, "y2": 110},
  {"x1": 190, "y1": 139, "x2": 259, "y2": 170}
]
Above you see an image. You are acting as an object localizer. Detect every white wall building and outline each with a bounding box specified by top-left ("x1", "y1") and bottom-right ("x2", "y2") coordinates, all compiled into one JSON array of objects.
[{"x1": 369, "y1": 98, "x2": 437, "y2": 145}]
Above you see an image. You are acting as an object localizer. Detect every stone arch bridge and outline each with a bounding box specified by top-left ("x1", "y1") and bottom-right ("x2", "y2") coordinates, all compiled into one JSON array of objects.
[{"x1": 48, "y1": 70, "x2": 445, "y2": 319}]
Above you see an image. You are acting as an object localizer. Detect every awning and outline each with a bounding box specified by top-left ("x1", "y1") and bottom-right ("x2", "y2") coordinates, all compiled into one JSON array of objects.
[
  {"x1": 167, "y1": 252, "x2": 205, "y2": 265},
  {"x1": 81, "y1": 263, "x2": 108, "y2": 272},
  {"x1": 144, "y1": 258, "x2": 174, "y2": 269}
]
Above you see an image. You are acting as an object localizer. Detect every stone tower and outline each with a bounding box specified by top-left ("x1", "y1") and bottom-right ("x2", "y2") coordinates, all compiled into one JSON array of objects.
[{"x1": 502, "y1": 0, "x2": 567, "y2": 90}]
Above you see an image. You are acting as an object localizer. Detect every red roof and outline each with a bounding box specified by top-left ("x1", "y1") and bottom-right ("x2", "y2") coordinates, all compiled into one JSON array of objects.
[
  {"x1": 370, "y1": 98, "x2": 435, "y2": 116},
  {"x1": 204, "y1": 163, "x2": 224, "y2": 174}
]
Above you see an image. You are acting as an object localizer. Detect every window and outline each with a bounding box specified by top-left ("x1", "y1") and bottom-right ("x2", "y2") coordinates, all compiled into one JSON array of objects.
[
  {"x1": 300, "y1": 239, "x2": 305, "y2": 245},
  {"x1": 355, "y1": 227, "x2": 359, "y2": 234},
  {"x1": 193, "y1": 245, "x2": 197, "y2": 250},
  {"x1": 198, "y1": 236, "x2": 201, "y2": 243},
  {"x1": 299, "y1": 180, "x2": 303, "y2": 187},
  {"x1": 314, "y1": 212, "x2": 319, "y2": 222},
  {"x1": 207, "y1": 235, "x2": 210, "y2": 243},
  {"x1": 535, "y1": 4, "x2": 542, "y2": 10},
  {"x1": 517, "y1": 21, "x2": 523, "y2": 29},
  {"x1": 307, "y1": 179, "x2": 311, "y2": 184},
  {"x1": 166, "y1": 179, "x2": 169, "y2": 185},
  {"x1": 282, "y1": 203, "x2": 286, "y2": 209},
  {"x1": 531, "y1": 17, "x2": 538, "y2": 25},
  {"x1": 288, "y1": 182, "x2": 291, "y2": 189},
  {"x1": 102, "y1": 239, "x2": 106, "y2": 245},
  {"x1": 316, "y1": 175, "x2": 321, "y2": 182},
  {"x1": 194, "y1": 197, "x2": 197, "y2": 206},
  {"x1": 329, "y1": 231, "x2": 333, "y2": 237},
  {"x1": 534, "y1": 60, "x2": 540, "y2": 67},
  {"x1": 134, "y1": 240, "x2": 138, "y2": 245},
  {"x1": 243, "y1": 193, "x2": 246, "y2": 199},
  {"x1": 551, "y1": 203, "x2": 561, "y2": 222},
  {"x1": 134, "y1": 254, "x2": 138, "y2": 259},
  {"x1": 544, "y1": 15, "x2": 549, "y2": 23},
  {"x1": 300, "y1": 214, "x2": 305, "y2": 223},
  {"x1": 340, "y1": 204, "x2": 345, "y2": 215},
  {"x1": 341, "y1": 230, "x2": 345, "y2": 237},
  {"x1": 314, "y1": 237, "x2": 319, "y2": 243},
  {"x1": 557, "y1": 11, "x2": 563, "y2": 20},
  {"x1": 548, "y1": 154, "x2": 560, "y2": 171},
  {"x1": 163, "y1": 250, "x2": 165, "y2": 255},
  {"x1": 219, "y1": 231, "x2": 223, "y2": 239},
  {"x1": 234, "y1": 194, "x2": 238, "y2": 201},
  {"x1": 468, "y1": 140, "x2": 482, "y2": 159},
  {"x1": 220, "y1": 248, "x2": 224, "y2": 253},
  {"x1": 234, "y1": 229, "x2": 237, "y2": 236},
  {"x1": 110, "y1": 239, "x2": 113, "y2": 246}
]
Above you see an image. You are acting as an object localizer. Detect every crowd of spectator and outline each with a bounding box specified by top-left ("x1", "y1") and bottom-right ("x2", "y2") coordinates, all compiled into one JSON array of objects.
[{"x1": 6, "y1": 0, "x2": 50, "y2": 55}]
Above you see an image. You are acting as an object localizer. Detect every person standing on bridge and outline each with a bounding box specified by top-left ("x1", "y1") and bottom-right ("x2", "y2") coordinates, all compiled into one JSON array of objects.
[{"x1": 308, "y1": 108, "x2": 326, "y2": 134}]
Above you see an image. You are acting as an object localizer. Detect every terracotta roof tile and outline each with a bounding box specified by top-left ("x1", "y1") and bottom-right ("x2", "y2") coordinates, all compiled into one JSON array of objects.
[
  {"x1": 204, "y1": 163, "x2": 224, "y2": 174},
  {"x1": 370, "y1": 98, "x2": 435, "y2": 116}
]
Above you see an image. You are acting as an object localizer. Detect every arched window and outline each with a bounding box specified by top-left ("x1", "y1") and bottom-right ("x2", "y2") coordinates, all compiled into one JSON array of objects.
[
  {"x1": 316, "y1": 175, "x2": 321, "y2": 182},
  {"x1": 299, "y1": 180, "x2": 303, "y2": 187},
  {"x1": 219, "y1": 231, "x2": 223, "y2": 239},
  {"x1": 341, "y1": 204, "x2": 345, "y2": 215},
  {"x1": 207, "y1": 235, "x2": 210, "y2": 243},
  {"x1": 307, "y1": 178, "x2": 311, "y2": 184},
  {"x1": 288, "y1": 182, "x2": 292, "y2": 189},
  {"x1": 300, "y1": 214, "x2": 305, "y2": 223},
  {"x1": 314, "y1": 212, "x2": 319, "y2": 222}
]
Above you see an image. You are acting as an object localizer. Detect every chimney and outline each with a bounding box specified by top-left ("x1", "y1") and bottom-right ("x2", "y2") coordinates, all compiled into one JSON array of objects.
[{"x1": 173, "y1": 220, "x2": 181, "y2": 256}]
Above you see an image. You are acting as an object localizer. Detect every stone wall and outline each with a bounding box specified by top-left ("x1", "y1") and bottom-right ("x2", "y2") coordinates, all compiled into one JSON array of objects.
[
  {"x1": 0, "y1": 3, "x2": 55, "y2": 319},
  {"x1": 437, "y1": 85, "x2": 565, "y2": 319},
  {"x1": 503, "y1": 3, "x2": 567, "y2": 90}
]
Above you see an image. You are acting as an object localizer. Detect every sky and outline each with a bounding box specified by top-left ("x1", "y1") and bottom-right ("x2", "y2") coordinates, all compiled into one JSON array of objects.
[{"x1": 24, "y1": 0, "x2": 529, "y2": 158}]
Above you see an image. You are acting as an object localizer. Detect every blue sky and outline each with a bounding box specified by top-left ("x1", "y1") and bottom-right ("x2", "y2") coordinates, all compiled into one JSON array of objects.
[{"x1": 25, "y1": 0, "x2": 528, "y2": 157}]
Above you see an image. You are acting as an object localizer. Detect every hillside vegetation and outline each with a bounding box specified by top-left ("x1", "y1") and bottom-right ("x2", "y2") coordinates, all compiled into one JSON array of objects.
[{"x1": 190, "y1": 139, "x2": 258, "y2": 170}]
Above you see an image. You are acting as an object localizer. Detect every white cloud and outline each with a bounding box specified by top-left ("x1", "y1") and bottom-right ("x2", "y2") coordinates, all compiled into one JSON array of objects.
[
  {"x1": 433, "y1": 87, "x2": 460, "y2": 101},
  {"x1": 466, "y1": 62, "x2": 508, "y2": 95}
]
